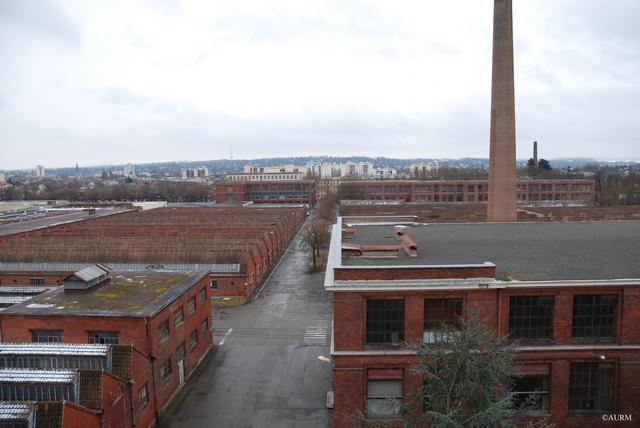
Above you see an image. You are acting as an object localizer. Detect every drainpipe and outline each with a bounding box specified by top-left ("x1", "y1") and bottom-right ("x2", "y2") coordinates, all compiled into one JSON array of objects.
[{"x1": 145, "y1": 317, "x2": 160, "y2": 424}]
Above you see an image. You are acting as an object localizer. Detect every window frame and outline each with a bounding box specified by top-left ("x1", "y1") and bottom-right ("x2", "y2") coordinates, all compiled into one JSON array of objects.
[
  {"x1": 189, "y1": 329, "x2": 198, "y2": 350},
  {"x1": 571, "y1": 294, "x2": 618, "y2": 341},
  {"x1": 187, "y1": 297, "x2": 197, "y2": 315},
  {"x1": 199, "y1": 288, "x2": 207, "y2": 305},
  {"x1": 512, "y1": 375, "x2": 550, "y2": 415},
  {"x1": 32, "y1": 330, "x2": 62, "y2": 343},
  {"x1": 366, "y1": 299, "x2": 405, "y2": 346},
  {"x1": 160, "y1": 358, "x2": 172, "y2": 383},
  {"x1": 174, "y1": 308, "x2": 184, "y2": 328},
  {"x1": 366, "y1": 378, "x2": 403, "y2": 419},
  {"x1": 200, "y1": 318, "x2": 209, "y2": 338},
  {"x1": 158, "y1": 321, "x2": 170, "y2": 345},
  {"x1": 508, "y1": 295, "x2": 555, "y2": 343},
  {"x1": 568, "y1": 362, "x2": 614, "y2": 414},
  {"x1": 88, "y1": 331, "x2": 119, "y2": 345},
  {"x1": 139, "y1": 384, "x2": 149, "y2": 410}
]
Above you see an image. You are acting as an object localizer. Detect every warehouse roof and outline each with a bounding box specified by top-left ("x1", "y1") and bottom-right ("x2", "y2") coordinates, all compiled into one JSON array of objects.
[
  {"x1": 0, "y1": 209, "x2": 132, "y2": 237},
  {"x1": 0, "y1": 369, "x2": 77, "y2": 384},
  {"x1": 0, "y1": 343, "x2": 110, "y2": 357},
  {"x1": 340, "y1": 220, "x2": 640, "y2": 281},
  {"x1": 0, "y1": 270, "x2": 209, "y2": 317},
  {"x1": 0, "y1": 401, "x2": 34, "y2": 421}
]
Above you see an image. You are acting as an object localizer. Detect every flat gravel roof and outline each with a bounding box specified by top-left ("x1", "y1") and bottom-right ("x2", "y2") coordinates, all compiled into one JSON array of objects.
[{"x1": 342, "y1": 221, "x2": 640, "y2": 281}]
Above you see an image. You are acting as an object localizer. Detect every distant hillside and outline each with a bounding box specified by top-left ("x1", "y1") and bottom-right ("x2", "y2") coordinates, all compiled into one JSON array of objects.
[{"x1": 5, "y1": 156, "x2": 638, "y2": 177}]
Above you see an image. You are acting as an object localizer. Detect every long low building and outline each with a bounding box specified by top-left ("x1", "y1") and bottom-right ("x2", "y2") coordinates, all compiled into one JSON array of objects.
[
  {"x1": 338, "y1": 179, "x2": 596, "y2": 204},
  {"x1": 325, "y1": 216, "x2": 640, "y2": 428},
  {"x1": 214, "y1": 180, "x2": 317, "y2": 206},
  {"x1": 0, "y1": 207, "x2": 307, "y2": 299}
]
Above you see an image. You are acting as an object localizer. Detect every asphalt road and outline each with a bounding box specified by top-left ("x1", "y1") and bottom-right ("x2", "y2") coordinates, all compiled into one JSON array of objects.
[{"x1": 162, "y1": 225, "x2": 333, "y2": 428}]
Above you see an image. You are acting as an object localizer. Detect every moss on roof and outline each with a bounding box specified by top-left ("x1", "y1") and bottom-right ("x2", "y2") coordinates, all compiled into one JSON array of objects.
[{"x1": 2, "y1": 270, "x2": 207, "y2": 317}]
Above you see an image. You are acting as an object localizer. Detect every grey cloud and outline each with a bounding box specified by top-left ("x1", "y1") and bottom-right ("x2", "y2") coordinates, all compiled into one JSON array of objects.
[{"x1": 0, "y1": 0, "x2": 82, "y2": 44}]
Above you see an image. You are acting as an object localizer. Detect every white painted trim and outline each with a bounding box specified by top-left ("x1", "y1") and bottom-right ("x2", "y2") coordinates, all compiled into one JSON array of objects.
[
  {"x1": 332, "y1": 344, "x2": 640, "y2": 357},
  {"x1": 327, "y1": 278, "x2": 640, "y2": 292}
]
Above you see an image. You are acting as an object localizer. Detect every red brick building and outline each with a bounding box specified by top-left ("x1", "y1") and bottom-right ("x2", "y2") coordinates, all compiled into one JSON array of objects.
[
  {"x1": 325, "y1": 216, "x2": 640, "y2": 427},
  {"x1": 0, "y1": 267, "x2": 213, "y2": 428},
  {"x1": 214, "y1": 180, "x2": 317, "y2": 206},
  {"x1": 339, "y1": 179, "x2": 596, "y2": 204},
  {"x1": 0, "y1": 207, "x2": 306, "y2": 299}
]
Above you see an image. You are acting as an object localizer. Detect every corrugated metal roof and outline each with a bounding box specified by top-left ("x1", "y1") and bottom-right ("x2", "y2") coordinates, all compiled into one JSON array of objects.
[
  {"x1": 71, "y1": 265, "x2": 109, "y2": 282},
  {"x1": 0, "y1": 262, "x2": 241, "y2": 273},
  {"x1": 0, "y1": 287, "x2": 50, "y2": 294},
  {"x1": 0, "y1": 401, "x2": 35, "y2": 420},
  {"x1": 0, "y1": 368, "x2": 77, "y2": 383},
  {"x1": 0, "y1": 343, "x2": 110, "y2": 357},
  {"x1": 0, "y1": 296, "x2": 32, "y2": 305}
]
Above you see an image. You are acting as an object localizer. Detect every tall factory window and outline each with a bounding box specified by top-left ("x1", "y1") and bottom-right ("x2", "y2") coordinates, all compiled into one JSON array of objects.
[
  {"x1": 512, "y1": 375, "x2": 550, "y2": 413},
  {"x1": 160, "y1": 358, "x2": 172, "y2": 383},
  {"x1": 366, "y1": 300, "x2": 404, "y2": 346},
  {"x1": 569, "y1": 363, "x2": 614, "y2": 413},
  {"x1": 158, "y1": 321, "x2": 170, "y2": 345},
  {"x1": 187, "y1": 297, "x2": 196, "y2": 315},
  {"x1": 32, "y1": 330, "x2": 61, "y2": 343},
  {"x1": 572, "y1": 295, "x2": 617, "y2": 340},
  {"x1": 508, "y1": 296, "x2": 554, "y2": 341},
  {"x1": 423, "y1": 298, "x2": 462, "y2": 344},
  {"x1": 366, "y1": 369, "x2": 403, "y2": 419},
  {"x1": 88, "y1": 331, "x2": 119, "y2": 344}
]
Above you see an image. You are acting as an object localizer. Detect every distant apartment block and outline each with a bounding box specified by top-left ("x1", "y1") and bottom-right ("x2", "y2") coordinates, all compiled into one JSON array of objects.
[
  {"x1": 35, "y1": 165, "x2": 45, "y2": 177},
  {"x1": 123, "y1": 163, "x2": 135, "y2": 177},
  {"x1": 339, "y1": 179, "x2": 596, "y2": 204},
  {"x1": 409, "y1": 161, "x2": 439, "y2": 178},
  {"x1": 181, "y1": 166, "x2": 209, "y2": 178}
]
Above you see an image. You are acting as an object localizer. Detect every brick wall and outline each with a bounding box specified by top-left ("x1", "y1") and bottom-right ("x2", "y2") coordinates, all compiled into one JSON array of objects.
[{"x1": 331, "y1": 283, "x2": 640, "y2": 427}]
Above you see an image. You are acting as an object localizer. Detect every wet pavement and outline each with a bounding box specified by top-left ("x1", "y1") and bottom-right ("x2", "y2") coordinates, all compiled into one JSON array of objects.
[{"x1": 162, "y1": 224, "x2": 333, "y2": 428}]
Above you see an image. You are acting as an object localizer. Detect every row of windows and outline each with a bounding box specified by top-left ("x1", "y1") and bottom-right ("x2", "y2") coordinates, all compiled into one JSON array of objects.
[
  {"x1": 32, "y1": 330, "x2": 119, "y2": 344},
  {"x1": 366, "y1": 295, "x2": 618, "y2": 346},
  {"x1": 366, "y1": 363, "x2": 614, "y2": 419},
  {"x1": 159, "y1": 288, "x2": 208, "y2": 346},
  {"x1": 160, "y1": 318, "x2": 209, "y2": 384}
]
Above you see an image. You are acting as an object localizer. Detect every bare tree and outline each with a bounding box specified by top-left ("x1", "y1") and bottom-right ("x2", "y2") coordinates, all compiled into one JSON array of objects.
[{"x1": 301, "y1": 219, "x2": 330, "y2": 270}]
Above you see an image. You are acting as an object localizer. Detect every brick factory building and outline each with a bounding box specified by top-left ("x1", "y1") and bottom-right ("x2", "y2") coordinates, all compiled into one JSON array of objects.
[
  {"x1": 0, "y1": 266, "x2": 213, "y2": 428},
  {"x1": 214, "y1": 180, "x2": 317, "y2": 206},
  {"x1": 338, "y1": 179, "x2": 596, "y2": 204},
  {"x1": 325, "y1": 216, "x2": 640, "y2": 427},
  {"x1": 0, "y1": 207, "x2": 306, "y2": 300}
]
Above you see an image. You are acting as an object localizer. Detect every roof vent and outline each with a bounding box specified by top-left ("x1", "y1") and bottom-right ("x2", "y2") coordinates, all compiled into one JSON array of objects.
[{"x1": 63, "y1": 264, "x2": 111, "y2": 291}]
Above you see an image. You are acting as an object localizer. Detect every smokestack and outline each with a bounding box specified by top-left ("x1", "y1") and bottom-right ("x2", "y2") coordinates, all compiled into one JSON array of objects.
[
  {"x1": 487, "y1": 0, "x2": 517, "y2": 222},
  {"x1": 533, "y1": 141, "x2": 538, "y2": 164}
]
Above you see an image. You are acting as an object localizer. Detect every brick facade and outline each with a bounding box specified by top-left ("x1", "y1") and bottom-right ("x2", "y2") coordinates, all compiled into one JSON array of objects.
[
  {"x1": 331, "y1": 285, "x2": 640, "y2": 428},
  {"x1": 339, "y1": 179, "x2": 596, "y2": 204},
  {"x1": 0, "y1": 274, "x2": 213, "y2": 428},
  {"x1": 214, "y1": 180, "x2": 317, "y2": 206}
]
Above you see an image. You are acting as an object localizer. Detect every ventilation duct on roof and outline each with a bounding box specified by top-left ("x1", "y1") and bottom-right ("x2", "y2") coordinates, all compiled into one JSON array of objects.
[{"x1": 63, "y1": 264, "x2": 111, "y2": 291}]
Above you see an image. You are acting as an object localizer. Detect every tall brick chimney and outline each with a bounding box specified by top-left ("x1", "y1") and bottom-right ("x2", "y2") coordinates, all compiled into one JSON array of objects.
[{"x1": 487, "y1": 0, "x2": 517, "y2": 222}]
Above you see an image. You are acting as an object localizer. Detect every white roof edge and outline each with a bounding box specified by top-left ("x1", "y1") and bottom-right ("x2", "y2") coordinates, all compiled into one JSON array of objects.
[{"x1": 327, "y1": 278, "x2": 640, "y2": 292}]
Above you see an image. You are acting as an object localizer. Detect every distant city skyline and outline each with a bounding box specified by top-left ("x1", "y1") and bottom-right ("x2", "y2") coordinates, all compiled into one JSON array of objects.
[{"x1": 1, "y1": 0, "x2": 639, "y2": 169}]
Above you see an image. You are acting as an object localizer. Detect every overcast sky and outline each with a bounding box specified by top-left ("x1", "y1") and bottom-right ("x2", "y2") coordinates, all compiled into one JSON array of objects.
[{"x1": 1, "y1": 0, "x2": 639, "y2": 170}]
